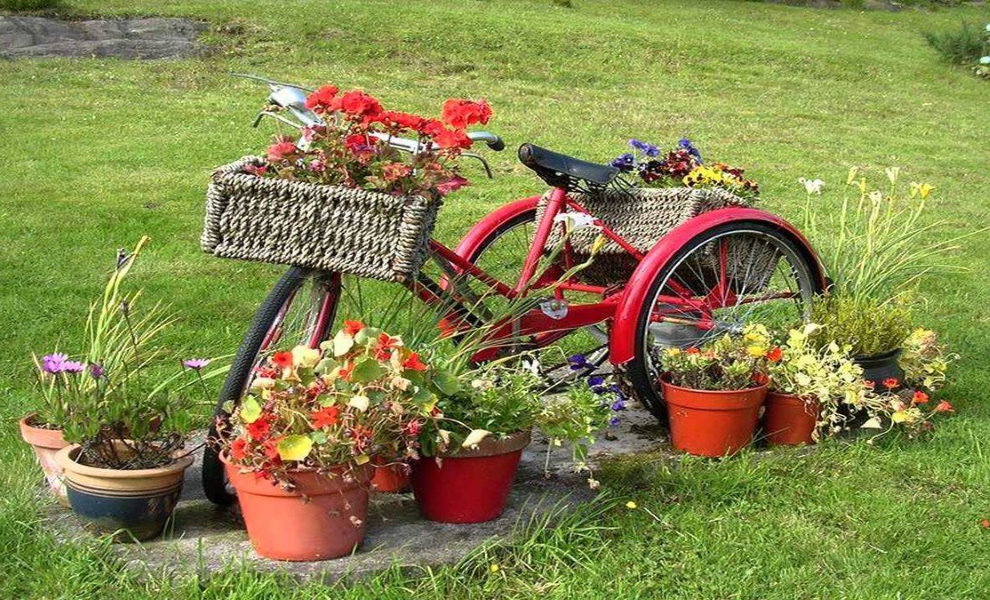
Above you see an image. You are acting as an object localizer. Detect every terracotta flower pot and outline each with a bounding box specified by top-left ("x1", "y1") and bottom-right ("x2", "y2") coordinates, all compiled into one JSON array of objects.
[
  {"x1": 56, "y1": 444, "x2": 192, "y2": 542},
  {"x1": 411, "y1": 430, "x2": 531, "y2": 524},
  {"x1": 662, "y1": 379, "x2": 767, "y2": 457},
  {"x1": 763, "y1": 392, "x2": 820, "y2": 446},
  {"x1": 371, "y1": 457, "x2": 410, "y2": 493},
  {"x1": 223, "y1": 455, "x2": 372, "y2": 561},
  {"x1": 19, "y1": 414, "x2": 70, "y2": 506}
]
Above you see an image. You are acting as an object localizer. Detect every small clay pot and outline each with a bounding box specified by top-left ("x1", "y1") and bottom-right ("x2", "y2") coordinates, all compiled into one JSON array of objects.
[
  {"x1": 411, "y1": 430, "x2": 531, "y2": 524},
  {"x1": 662, "y1": 378, "x2": 767, "y2": 457},
  {"x1": 56, "y1": 444, "x2": 192, "y2": 542},
  {"x1": 223, "y1": 456, "x2": 372, "y2": 561},
  {"x1": 763, "y1": 392, "x2": 820, "y2": 446},
  {"x1": 19, "y1": 414, "x2": 70, "y2": 506},
  {"x1": 371, "y1": 457, "x2": 410, "y2": 493}
]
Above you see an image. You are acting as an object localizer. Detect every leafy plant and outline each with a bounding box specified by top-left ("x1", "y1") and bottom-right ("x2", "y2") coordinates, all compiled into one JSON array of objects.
[
  {"x1": 221, "y1": 323, "x2": 446, "y2": 488},
  {"x1": 810, "y1": 295, "x2": 911, "y2": 357},
  {"x1": 252, "y1": 84, "x2": 492, "y2": 198},
  {"x1": 0, "y1": 0, "x2": 62, "y2": 11},
  {"x1": 925, "y1": 22, "x2": 985, "y2": 65},
  {"x1": 660, "y1": 324, "x2": 774, "y2": 391},
  {"x1": 899, "y1": 327, "x2": 957, "y2": 392},
  {"x1": 38, "y1": 238, "x2": 224, "y2": 469},
  {"x1": 801, "y1": 168, "x2": 968, "y2": 305}
]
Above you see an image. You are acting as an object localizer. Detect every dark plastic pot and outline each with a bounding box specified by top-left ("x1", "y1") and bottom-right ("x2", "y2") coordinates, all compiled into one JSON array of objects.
[
  {"x1": 662, "y1": 378, "x2": 768, "y2": 457},
  {"x1": 853, "y1": 348, "x2": 904, "y2": 390},
  {"x1": 763, "y1": 392, "x2": 820, "y2": 446},
  {"x1": 56, "y1": 444, "x2": 192, "y2": 542},
  {"x1": 411, "y1": 430, "x2": 530, "y2": 523}
]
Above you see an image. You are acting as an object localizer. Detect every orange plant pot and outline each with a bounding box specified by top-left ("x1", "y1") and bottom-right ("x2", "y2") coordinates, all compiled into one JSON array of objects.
[
  {"x1": 661, "y1": 379, "x2": 767, "y2": 457},
  {"x1": 763, "y1": 392, "x2": 820, "y2": 446},
  {"x1": 19, "y1": 414, "x2": 70, "y2": 506},
  {"x1": 371, "y1": 457, "x2": 410, "y2": 493},
  {"x1": 223, "y1": 456, "x2": 372, "y2": 561}
]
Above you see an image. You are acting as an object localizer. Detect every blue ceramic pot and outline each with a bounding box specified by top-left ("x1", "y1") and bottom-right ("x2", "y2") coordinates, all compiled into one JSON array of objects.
[{"x1": 56, "y1": 445, "x2": 192, "y2": 542}]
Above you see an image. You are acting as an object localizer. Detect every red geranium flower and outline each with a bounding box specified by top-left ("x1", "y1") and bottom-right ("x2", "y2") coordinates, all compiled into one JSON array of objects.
[
  {"x1": 766, "y1": 346, "x2": 783, "y2": 362},
  {"x1": 912, "y1": 390, "x2": 930, "y2": 405},
  {"x1": 882, "y1": 377, "x2": 899, "y2": 389},
  {"x1": 384, "y1": 110, "x2": 426, "y2": 131},
  {"x1": 247, "y1": 416, "x2": 271, "y2": 440},
  {"x1": 441, "y1": 98, "x2": 492, "y2": 129},
  {"x1": 419, "y1": 118, "x2": 446, "y2": 138},
  {"x1": 311, "y1": 406, "x2": 341, "y2": 429},
  {"x1": 402, "y1": 352, "x2": 428, "y2": 372},
  {"x1": 230, "y1": 437, "x2": 248, "y2": 460},
  {"x1": 339, "y1": 90, "x2": 383, "y2": 122},
  {"x1": 272, "y1": 351, "x2": 294, "y2": 369},
  {"x1": 262, "y1": 438, "x2": 282, "y2": 461},
  {"x1": 686, "y1": 347, "x2": 701, "y2": 355},
  {"x1": 304, "y1": 85, "x2": 339, "y2": 112},
  {"x1": 266, "y1": 141, "x2": 298, "y2": 163},
  {"x1": 434, "y1": 128, "x2": 473, "y2": 150},
  {"x1": 935, "y1": 400, "x2": 954, "y2": 413}
]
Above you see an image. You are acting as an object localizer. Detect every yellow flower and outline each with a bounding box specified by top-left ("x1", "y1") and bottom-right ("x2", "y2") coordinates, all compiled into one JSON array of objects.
[
  {"x1": 910, "y1": 182, "x2": 934, "y2": 199},
  {"x1": 746, "y1": 344, "x2": 768, "y2": 357},
  {"x1": 625, "y1": 501, "x2": 638, "y2": 509},
  {"x1": 489, "y1": 564, "x2": 501, "y2": 573},
  {"x1": 846, "y1": 166, "x2": 860, "y2": 185}
]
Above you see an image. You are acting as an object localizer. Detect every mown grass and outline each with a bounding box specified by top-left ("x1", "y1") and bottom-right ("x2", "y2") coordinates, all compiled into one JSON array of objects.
[{"x1": 1, "y1": 0, "x2": 989, "y2": 597}]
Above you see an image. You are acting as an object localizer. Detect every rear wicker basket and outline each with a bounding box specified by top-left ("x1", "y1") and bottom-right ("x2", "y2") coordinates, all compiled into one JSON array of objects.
[
  {"x1": 536, "y1": 187, "x2": 776, "y2": 290},
  {"x1": 201, "y1": 157, "x2": 441, "y2": 283}
]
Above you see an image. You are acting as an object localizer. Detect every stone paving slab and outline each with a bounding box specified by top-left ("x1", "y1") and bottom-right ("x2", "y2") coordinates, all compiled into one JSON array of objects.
[
  {"x1": 48, "y1": 405, "x2": 666, "y2": 583},
  {"x1": 0, "y1": 16, "x2": 206, "y2": 59}
]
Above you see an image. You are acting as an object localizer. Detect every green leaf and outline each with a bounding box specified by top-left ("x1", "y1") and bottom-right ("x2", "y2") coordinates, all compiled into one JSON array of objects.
[
  {"x1": 314, "y1": 357, "x2": 337, "y2": 374},
  {"x1": 239, "y1": 396, "x2": 262, "y2": 424},
  {"x1": 277, "y1": 435, "x2": 313, "y2": 461},
  {"x1": 354, "y1": 326, "x2": 381, "y2": 346},
  {"x1": 350, "y1": 357, "x2": 384, "y2": 383},
  {"x1": 432, "y1": 369, "x2": 461, "y2": 396},
  {"x1": 310, "y1": 430, "x2": 327, "y2": 444}
]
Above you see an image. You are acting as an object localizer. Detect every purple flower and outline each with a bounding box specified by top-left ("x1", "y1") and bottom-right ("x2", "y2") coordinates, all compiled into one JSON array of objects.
[
  {"x1": 629, "y1": 139, "x2": 659, "y2": 157},
  {"x1": 587, "y1": 375, "x2": 604, "y2": 388},
  {"x1": 568, "y1": 354, "x2": 589, "y2": 371},
  {"x1": 62, "y1": 361, "x2": 85, "y2": 374},
  {"x1": 678, "y1": 138, "x2": 703, "y2": 163},
  {"x1": 611, "y1": 399, "x2": 627, "y2": 412},
  {"x1": 183, "y1": 358, "x2": 212, "y2": 370},
  {"x1": 41, "y1": 353, "x2": 68, "y2": 374},
  {"x1": 89, "y1": 363, "x2": 105, "y2": 379},
  {"x1": 609, "y1": 416, "x2": 621, "y2": 428},
  {"x1": 610, "y1": 153, "x2": 636, "y2": 172}
]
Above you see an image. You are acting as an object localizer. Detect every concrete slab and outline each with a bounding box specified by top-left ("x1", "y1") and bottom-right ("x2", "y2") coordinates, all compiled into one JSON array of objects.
[
  {"x1": 47, "y1": 404, "x2": 666, "y2": 583},
  {"x1": 0, "y1": 16, "x2": 207, "y2": 59}
]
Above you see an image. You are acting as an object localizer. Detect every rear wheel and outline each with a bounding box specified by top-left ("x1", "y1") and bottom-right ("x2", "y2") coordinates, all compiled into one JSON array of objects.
[
  {"x1": 202, "y1": 267, "x2": 341, "y2": 505},
  {"x1": 625, "y1": 222, "x2": 823, "y2": 423}
]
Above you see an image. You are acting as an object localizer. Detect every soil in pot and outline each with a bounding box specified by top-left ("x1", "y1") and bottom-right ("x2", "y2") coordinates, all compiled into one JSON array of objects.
[
  {"x1": 56, "y1": 444, "x2": 192, "y2": 542},
  {"x1": 371, "y1": 457, "x2": 409, "y2": 493},
  {"x1": 19, "y1": 414, "x2": 70, "y2": 506},
  {"x1": 411, "y1": 430, "x2": 531, "y2": 524},
  {"x1": 223, "y1": 457, "x2": 372, "y2": 561},
  {"x1": 763, "y1": 392, "x2": 820, "y2": 446},
  {"x1": 661, "y1": 379, "x2": 767, "y2": 457}
]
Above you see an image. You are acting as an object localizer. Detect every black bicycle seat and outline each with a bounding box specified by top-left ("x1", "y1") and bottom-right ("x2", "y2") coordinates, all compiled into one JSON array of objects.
[{"x1": 518, "y1": 143, "x2": 619, "y2": 190}]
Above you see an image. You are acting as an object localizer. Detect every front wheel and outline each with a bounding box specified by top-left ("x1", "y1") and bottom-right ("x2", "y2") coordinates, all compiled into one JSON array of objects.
[
  {"x1": 202, "y1": 267, "x2": 341, "y2": 505},
  {"x1": 625, "y1": 222, "x2": 823, "y2": 423}
]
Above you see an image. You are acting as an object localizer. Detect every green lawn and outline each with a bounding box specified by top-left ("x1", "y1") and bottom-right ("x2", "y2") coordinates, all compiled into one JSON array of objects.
[{"x1": 2, "y1": 1, "x2": 989, "y2": 597}]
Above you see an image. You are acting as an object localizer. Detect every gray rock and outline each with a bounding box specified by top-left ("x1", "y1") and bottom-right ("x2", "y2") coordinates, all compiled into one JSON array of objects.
[{"x1": 0, "y1": 16, "x2": 207, "y2": 59}]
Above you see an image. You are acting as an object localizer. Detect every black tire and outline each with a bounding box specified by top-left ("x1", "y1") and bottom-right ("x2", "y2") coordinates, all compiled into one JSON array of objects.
[
  {"x1": 624, "y1": 221, "x2": 824, "y2": 425},
  {"x1": 202, "y1": 267, "x2": 340, "y2": 505}
]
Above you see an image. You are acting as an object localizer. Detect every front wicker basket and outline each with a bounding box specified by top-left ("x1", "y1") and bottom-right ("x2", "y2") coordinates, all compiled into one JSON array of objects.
[{"x1": 201, "y1": 157, "x2": 442, "y2": 283}]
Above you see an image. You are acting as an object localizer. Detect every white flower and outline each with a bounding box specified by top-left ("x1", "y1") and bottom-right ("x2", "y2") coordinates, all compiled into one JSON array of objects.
[
  {"x1": 291, "y1": 345, "x2": 321, "y2": 369},
  {"x1": 884, "y1": 166, "x2": 900, "y2": 185},
  {"x1": 798, "y1": 177, "x2": 824, "y2": 194},
  {"x1": 347, "y1": 395, "x2": 370, "y2": 411},
  {"x1": 520, "y1": 358, "x2": 541, "y2": 376},
  {"x1": 553, "y1": 212, "x2": 598, "y2": 232},
  {"x1": 250, "y1": 377, "x2": 275, "y2": 390}
]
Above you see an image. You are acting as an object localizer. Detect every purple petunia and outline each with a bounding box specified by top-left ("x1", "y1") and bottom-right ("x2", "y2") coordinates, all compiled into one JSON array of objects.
[
  {"x1": 610, "y1": 153, "x2": 636, "y2": 172},
  {"x1": 611, "y1": 399, "x2": 627, "y2": 412},
  {"x1": 183, "y1": 358, "x2": 212, "y2": 370},
  {"x1": 678, "y1": 138, "x2": 703, "y2": 163},
  {"x1": 587, "y1": 375, "x2": 605, "y2": 388},
  {"x1": 568, "y1": 354, "x2": 590, "y2": 371},
  {"x1": 629, "y1": 139, "x2": 660, "y2": 157},
  {"x1": 41, "y1": 353, "x2": 68, "y2": 374}
]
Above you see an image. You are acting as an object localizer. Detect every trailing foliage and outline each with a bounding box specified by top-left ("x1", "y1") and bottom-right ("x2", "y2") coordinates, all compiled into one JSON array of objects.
[{"x1": 660, "y1": 324, "x2": 774, "y2": 391}]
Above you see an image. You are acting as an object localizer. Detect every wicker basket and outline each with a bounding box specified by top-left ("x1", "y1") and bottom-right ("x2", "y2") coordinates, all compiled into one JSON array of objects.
[
  {"x1": 201, "y1": 157, "x2": 441, "y2": 283},
  {"x1": 536, "y1": 187, "x2": 776, "y2": 291}
]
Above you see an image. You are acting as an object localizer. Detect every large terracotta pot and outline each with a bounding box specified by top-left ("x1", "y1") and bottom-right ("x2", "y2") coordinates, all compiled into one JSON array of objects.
[
  {"x1": 411, "y1": 430, "x2": 530, "y2": 524},
  {"x1": 56, "y1": 444, "x2": 192, "y2": 542},
  {"x1": 662, "y1": 378, "x2": 768, "y2": 457},
  {"x1": 19, "y1": 414, "x2": 70, "y2": 506},
  {"x1": 763, "y1": 392, "x2": 820, "y2": 446},
  {"x1": 223, "y1": 455, "x2": 371, "y2": 561},
  {"x1": 371, "y1": 457, "x2": 410, "y2": 493}
]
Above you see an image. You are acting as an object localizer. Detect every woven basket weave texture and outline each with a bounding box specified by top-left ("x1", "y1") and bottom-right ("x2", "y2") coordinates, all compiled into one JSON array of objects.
[{"x1": 202, "y1": 157, "x2": 441, "y2": 283}]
